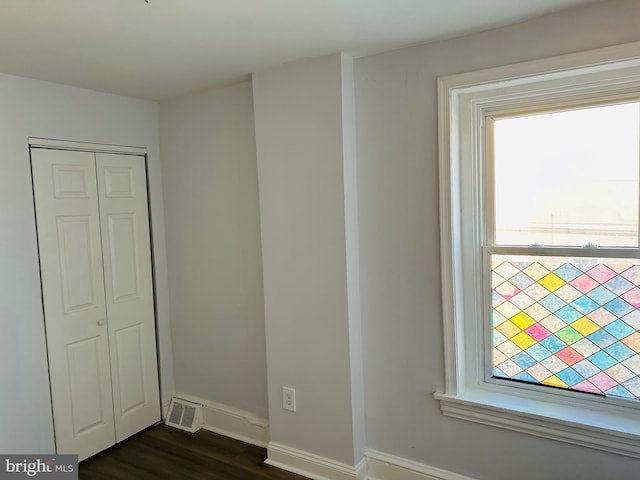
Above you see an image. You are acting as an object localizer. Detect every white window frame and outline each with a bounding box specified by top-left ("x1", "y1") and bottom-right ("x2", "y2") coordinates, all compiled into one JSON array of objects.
[{"x1": 436, "y1": 41, "x2": 640, "y2": 459}]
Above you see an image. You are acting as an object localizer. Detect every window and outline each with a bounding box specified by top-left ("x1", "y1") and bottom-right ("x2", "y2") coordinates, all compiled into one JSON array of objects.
[
  {"x1": 436, "y1": 42, "x2": 640, "y2": 457},
  {"x1": 490, "y1": 103, "x2": 640, "y2": 400}
]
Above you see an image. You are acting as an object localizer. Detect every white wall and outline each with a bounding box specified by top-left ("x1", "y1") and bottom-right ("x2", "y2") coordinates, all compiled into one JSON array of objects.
[
  {"x1": 0, "y1": 73, "x2": 173, "y2": 454},
  {"x1": 253, "y1": 54, "x2": 364, "y2": 465},
  {"x1": 159, "y1": 81, "x2": 268, "y2": 418},
  {"x1": 355, "y1": 0, "x2": 640, "y2": 478}
]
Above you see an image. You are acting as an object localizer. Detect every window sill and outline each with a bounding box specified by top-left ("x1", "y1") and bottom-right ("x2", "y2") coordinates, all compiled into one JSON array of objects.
[{"x1": 434, "y1": 388, "x2": 640, "y2": 458}]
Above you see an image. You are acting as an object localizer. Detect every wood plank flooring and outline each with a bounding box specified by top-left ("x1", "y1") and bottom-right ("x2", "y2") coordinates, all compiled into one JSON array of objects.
[{"x1": 79, "y1": 425, "x2": 308, "y2": 480}]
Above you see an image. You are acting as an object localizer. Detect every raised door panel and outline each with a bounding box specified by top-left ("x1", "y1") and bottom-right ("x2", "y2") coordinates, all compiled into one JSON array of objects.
[
  {"x1": 107, "y1": 213, "x2": 140, "y2": 302},
  {"x1": 96, "y1": 153, "x2": 161, "y2": 442},
  {"x1": 67, "y1": 337, "x2": 109, "y2": 436},
  {"x1": 31, "y1": 148, "x2": 115, "y2": 461},
  {"x1": 114, "y1": 325, "x2": 146, "y2": 414},
  {"x1": 56, "y1": 216, "x2": 97, "y2": 312}
]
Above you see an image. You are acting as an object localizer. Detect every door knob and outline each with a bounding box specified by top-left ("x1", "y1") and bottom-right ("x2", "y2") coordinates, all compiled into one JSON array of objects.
[{"x1": 97, "y1": 319, "x2": 105, "y2": 326}]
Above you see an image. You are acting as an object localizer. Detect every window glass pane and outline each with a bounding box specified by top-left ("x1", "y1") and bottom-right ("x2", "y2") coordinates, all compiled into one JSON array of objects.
[
  {"x1": 493, "y1": 103, "x2": 640, "y2": 247},
  {"x1": 491, "y1": 254, "x2": 640, "y2": 401}
]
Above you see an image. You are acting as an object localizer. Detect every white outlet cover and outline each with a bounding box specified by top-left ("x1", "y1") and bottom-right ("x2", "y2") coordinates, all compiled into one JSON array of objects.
[{"x1": 282, "y1": 386, "x2": 296, "y2": 412}]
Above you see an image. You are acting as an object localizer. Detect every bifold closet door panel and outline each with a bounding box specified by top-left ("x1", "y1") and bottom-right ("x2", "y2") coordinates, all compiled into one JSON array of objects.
[
  {"x1": 95, "y1": 153, "x2": 161, "y2": 441},
  {"x1": 31, "y1": 148, "x2": 116, "y2": 460}
]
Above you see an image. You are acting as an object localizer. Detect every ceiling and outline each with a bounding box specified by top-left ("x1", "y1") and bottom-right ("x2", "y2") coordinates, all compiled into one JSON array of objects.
[{"x1": 0, "y1": 0, "x2": 602, "y2": 100}]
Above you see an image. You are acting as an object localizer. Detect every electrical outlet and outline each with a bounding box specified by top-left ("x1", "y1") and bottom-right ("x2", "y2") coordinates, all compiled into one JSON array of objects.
[{"x1": 282, "y1": 386, "x2": 296, "y2": 412}]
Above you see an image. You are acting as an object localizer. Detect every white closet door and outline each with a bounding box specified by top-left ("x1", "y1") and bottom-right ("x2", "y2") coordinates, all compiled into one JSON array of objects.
[
  {"x1": 95, "y1": 153, "x2": 161, "y2": 441},
  {"x1": 31, "y1": 149, "x2": 115, "y2": 460}
]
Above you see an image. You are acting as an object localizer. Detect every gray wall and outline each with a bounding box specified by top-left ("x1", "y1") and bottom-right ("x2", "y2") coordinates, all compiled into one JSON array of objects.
[
  {"x1": 0, "y1": 73, "x2": 173, "y2": 454},
  {"x1": 159, "y1": 81, "x2": 268, "y2": 418},
  {"x1": 355, "y1": 0, "x2": 640, "y2": 478},
  {"x1": 253, "y1": 54, "x2": 361, "y2": 464},
  {"x1": 253, "y1": 55, "x2": 354, "y2": 465}
]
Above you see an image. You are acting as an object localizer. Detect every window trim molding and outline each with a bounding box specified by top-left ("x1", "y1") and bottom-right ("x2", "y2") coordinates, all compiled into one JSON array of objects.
[
  {"x1": 437, "y1": 41, "x2": 640, "y2": 458},
  {"x1": 434, "y1": 391, "x2": 640, "y2": 458}
]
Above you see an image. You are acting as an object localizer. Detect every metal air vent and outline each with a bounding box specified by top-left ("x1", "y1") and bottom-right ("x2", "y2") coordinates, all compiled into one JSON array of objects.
[{"x1": 165, "y1": 398, "x2": 203, "y2": 433}]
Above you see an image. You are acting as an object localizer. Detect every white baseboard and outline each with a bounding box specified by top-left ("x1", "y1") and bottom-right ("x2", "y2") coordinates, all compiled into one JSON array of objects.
[
  {"x1": 164, "y1": 394, "x2": 474, "y2": 480},
  {"x1": 172, "y1": 392, "x2": 270, "y2": 447},
  {"x1": 365, "y1": 449, "x2": 477, "y2": 480},
  {"x1": 266, "y1": 443, "x2": 367, "y2": 480}
]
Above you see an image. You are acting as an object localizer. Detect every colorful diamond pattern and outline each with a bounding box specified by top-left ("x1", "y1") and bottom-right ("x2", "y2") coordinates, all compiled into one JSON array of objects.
[
  {"x1": 492, "y1": 255, "x2": 640, "y2": 401},
  {"x1": 586, "y1": 286, "x2": 617, "y2": 305}
]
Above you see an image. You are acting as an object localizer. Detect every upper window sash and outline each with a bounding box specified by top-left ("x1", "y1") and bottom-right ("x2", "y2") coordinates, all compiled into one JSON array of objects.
[{"x1": 484, "y1": 102, "x2": 640, "y2": 250}]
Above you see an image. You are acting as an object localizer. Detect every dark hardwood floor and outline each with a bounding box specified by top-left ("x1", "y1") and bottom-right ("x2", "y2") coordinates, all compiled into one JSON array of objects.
[{"x1": 79, "y1": 425, "x2": 308, "y2": 480}]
